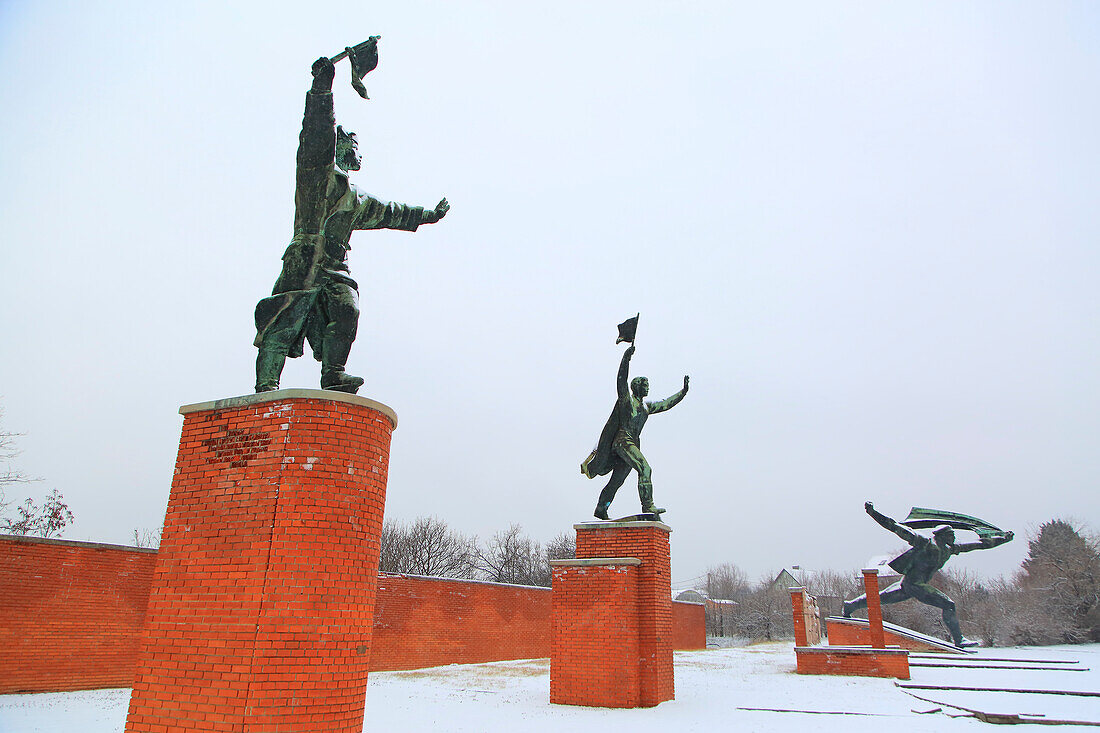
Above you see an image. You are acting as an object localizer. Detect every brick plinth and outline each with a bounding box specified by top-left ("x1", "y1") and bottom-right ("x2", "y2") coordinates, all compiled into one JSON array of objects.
[
  {"x1": 794, "y1": 646, "x2": 910, "y2": 679},
  {"x1": 124, "y1": 390, "x2": 396, "y2": 733},
  {"x1": 862, "y1": 569, "x2": 887, "y2": 649},
  {"x1": 550, "y1": 559, "x2": 641, "y2": 707},
  {"x1": 789, "y1": 587, "x2": 821, "y2": 648},
  {"x1": 550, "y1": 521, "x2": 674, "y2": 708},
  {"x1": 792, "y1": 571, "x2": 910, "y2": 679}
]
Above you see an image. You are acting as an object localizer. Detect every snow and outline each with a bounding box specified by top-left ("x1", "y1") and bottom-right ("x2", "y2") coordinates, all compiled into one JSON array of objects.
[{"x1": 2, "y1": 644, "x2": 1097, "y2": 732}]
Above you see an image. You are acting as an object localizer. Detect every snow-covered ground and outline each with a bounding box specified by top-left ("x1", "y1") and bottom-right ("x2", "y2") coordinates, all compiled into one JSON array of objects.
[{"x1": 2, "y1": 643, "x2": 1097, "y2": 732}]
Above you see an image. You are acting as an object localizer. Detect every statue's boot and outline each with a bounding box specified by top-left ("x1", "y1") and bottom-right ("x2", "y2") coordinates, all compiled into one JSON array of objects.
[
  {"x1": 255, "y1": 349, "x2": 287, "y2": 393},
  {"x1": 594, "y1": 503, "x2": 611, "y2": 521},
  {"x1": 320, "y1": 333, "x2": 364, "y2": 394},
  {"x1": 639, "y1": 481, "x2": 666, "y2": 516}
]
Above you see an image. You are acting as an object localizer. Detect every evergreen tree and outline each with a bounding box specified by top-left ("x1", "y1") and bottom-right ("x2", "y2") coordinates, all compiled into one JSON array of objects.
[{"x1": 1018, "y1": 520, "x2": 1100, "y2": 643}]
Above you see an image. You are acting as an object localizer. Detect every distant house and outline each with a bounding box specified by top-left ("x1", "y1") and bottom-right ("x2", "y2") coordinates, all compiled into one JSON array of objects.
[
  {"x1": 863, "y1": 554, "x2": 902, "y2": 585},
  {"x1": 771, "y1": 568, "x2": 802, "y2": 589}
]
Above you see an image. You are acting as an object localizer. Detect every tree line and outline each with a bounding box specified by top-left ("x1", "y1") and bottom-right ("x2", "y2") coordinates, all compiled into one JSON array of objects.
[
  {"x1": 702, "y1": 519, "x2": 1100, "y2": 647},
  {"x1": 380, "y1": 516, "x2": 575, "y2": 588}
]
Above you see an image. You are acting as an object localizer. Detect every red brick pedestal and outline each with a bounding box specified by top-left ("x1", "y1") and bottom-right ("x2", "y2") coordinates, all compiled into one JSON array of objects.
[
  {"x1": 124, "y1": 389, "x2": 397, "y2": 733},
  {"x1": 549, "y1": 521, "x2": 673, "y2": 708},
  {"x1": 793, "y1": 568, "x2": 910, "y2": 679}
]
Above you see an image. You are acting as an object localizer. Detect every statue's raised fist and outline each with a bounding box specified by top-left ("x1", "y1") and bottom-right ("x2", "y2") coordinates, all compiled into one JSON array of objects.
[{"x1": 311, "y1": 57, "x2": 335, "y2": 89}]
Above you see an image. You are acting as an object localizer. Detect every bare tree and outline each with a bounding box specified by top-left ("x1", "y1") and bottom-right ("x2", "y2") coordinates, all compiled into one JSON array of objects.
[
  {"x1": 132, "y1": 526, "x2": 163, "y2": 549},
  {"x1": 733, "y1": 574, "x2": 794, "y2": 641},
  {"x1": 379, "y1": 516, "x2": 476, "y2": 579},
  {"x1": 546, "y1": 531, "x2": 575, "y2": 561},
  {"x1": 476, "y1": 523, "x2": 550, "y2": 587},
  {"x1": 378, "y1": 519, "x2": 407, "y2": 574},
  {"x1": 3, "y1": 489, "x2": 74, "y2": 538},
  {"x1": 806, "y1": 568, "x2": 862, "y2": 621},
  {"x1": 1, "y1": 409, "x2": 74, "y2": 538},
  {"x1": 705, "y1": 563, "x2": 749, "y2": 601},
  {"x1": 0, "y1": 408, "x2": 38, "y2": 513}
]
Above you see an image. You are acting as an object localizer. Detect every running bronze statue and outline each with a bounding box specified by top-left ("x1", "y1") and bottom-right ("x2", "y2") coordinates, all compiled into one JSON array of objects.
[
  {"x1": 253, "y1": 38, "x2": 449, "y2": 394},
  {"x1": 843, "y1": 502, "x2": 1014, "y2": 648},
  {"x1": 581, "y1": 315, "x2": 690, "y2": 521}
]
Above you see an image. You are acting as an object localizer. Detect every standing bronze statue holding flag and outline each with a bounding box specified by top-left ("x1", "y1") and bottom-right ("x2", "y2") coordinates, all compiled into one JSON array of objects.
[
  {"x1": 581, "y1": 315, "x2": 690, "y2": 520},
  {"x1": 253, "y1": 38, "x2": 450, "y2": 393}
]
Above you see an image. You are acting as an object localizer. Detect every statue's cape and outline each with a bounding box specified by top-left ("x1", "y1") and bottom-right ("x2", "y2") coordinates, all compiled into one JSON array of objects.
[
  {"x1": 581, "y1": 401, "x2": 622, "y2": 478},
  {"x1": 253, "y1": 289, "x2": 320, "y2": 359},
  {"x1": 901, "y1": 507, "x2": 1007, "y2": 539}
]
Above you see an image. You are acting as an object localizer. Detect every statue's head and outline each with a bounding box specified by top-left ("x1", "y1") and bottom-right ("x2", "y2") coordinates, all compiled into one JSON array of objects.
[
  {"x1": 933, "y1": 525, "x2": 955, "y2": 545},
  {"x1": 630, "y1": 376, "x2": 649, "y2": 398},
  {"x1": 336, "y1": 125, "x2": 362, "y2": 172}
]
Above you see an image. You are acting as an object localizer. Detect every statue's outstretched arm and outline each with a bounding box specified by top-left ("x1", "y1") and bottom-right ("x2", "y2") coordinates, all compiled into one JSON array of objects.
[
  {"x1": 647, "y1": 375, "x2": 690, "y2": 414},
  {"x1": 617, "y1": 346, "x2": 635, "y2": 399},
  {"x1": 865, "y1": 502, "x2": 919, "y2": 544},
  {"x1": 354, "y1": 197, "x2": 450, "y2": 233},
  {"x1": 954, "y1": 531, "x2": 1014, "y2": 554}
]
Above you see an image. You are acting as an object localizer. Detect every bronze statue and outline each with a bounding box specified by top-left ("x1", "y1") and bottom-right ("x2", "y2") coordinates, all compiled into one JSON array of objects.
[
  {"x1": 581, "y1": 324, "x2": 689, "y2": 520},
  {"x1": 843, "y1": 501, "x2": 1013, "y2": 648},
  {"x1": 254, "y1": 42, "x2": 449, "y2": 393}
]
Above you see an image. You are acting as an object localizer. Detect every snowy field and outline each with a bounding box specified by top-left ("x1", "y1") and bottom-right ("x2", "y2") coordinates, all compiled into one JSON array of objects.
[{"x1": 1, "y1": 643, "x2": 1097, "y2": 732}]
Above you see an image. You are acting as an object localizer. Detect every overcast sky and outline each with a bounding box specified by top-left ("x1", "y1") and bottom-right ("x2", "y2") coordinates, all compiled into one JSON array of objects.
[{"x1": 1, "y1": 1, "x2": 1097, "y2": 588}]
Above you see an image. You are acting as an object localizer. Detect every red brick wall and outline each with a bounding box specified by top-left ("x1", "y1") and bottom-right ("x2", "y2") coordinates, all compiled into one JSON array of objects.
[
  {"x1": 370, "y1": 574, "x2": 552, "y2": 671},
  {"x1": 371, "y1": 575, "x2": 704, "y2": 671},
  {"x1": 0, "y1": 536, "x2": 157, "y2": 694},
  {"x1": 672, "y1": 601, "x2": 706, "y2": 650},
  {"x1": 551, "y1": 562, "x2": 641, "y2": 707},
  {"x1": 1, "y1": 541, "x2": 707, "y2": 695},
  {"x1": 125, "y1": 393, "x2": 394, "y2": 733}
]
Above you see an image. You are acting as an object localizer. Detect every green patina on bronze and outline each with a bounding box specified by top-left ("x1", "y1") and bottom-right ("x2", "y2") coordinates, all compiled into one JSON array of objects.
[
  {"x1": 901, "y1": 507, "x2": 1009, "y2": 540},
  {"x1": 581, "y1": 317, "x2": 690, "y2": 521},
  {"x1": 254, "y1": 41, "x2": 449, "y2": 394},
  {"x1": 843, "y1": 502, "x2": 1014, "y2": 648}
]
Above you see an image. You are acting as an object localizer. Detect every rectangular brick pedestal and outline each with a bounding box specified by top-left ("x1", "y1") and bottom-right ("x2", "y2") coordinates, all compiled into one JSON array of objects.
[
  {"x1": 550, "y1": 521, "x2": 673, "y2": 708},
  {"x1": 793, "y1": 568, "x2": 910, "y2": 679},
  {"x1": 124, "y1": 390, "x2": 397, "y2": 733}
]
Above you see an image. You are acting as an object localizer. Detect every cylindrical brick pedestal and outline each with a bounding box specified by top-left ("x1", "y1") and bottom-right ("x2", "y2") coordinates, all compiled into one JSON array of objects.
[
  {"x1": 550, "y1": 521, "x2": 674, "y2": 708},
  {"x1": 124, "y1": 389, "x2": 396, "y2": 733}
]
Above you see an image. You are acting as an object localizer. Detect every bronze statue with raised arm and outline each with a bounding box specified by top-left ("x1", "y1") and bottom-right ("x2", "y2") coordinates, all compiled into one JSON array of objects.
[
  {"x1": 581, "y1": 343, "x2": 689, "y2": 520},
  {"x1": 843, "y1": 501, "x2": 1013, "y2": 648},
  {"x1": 253, "y1": 45, "x2": 449, "y2": 394}
]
